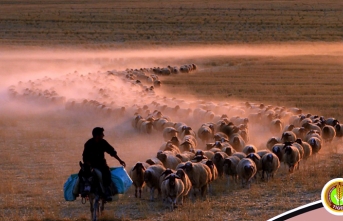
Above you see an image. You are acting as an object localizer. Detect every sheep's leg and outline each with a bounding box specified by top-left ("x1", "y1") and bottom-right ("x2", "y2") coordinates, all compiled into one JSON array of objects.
[
  {"x1": 150, "y1": 187, "x2": 155, "y2": 201},
  {"x1": 226, "y1": 175, "x2": 230, "y2": 187},
  {"x1": 135, "y1": 187, "x2": 138, "y2": 198},
  {"x1": 139, "y1": 187, "x2": 142, "y2": 198}
]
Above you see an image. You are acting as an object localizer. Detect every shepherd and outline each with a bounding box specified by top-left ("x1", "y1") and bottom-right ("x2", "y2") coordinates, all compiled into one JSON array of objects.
[{"x1": 77, "y1": 127, "x2": 126, "y2": 202}]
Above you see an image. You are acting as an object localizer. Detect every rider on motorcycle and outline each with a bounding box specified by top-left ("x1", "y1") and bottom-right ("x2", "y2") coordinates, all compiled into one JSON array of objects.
[{"x1": 81, "y1": 127, "x2": 126, "y2": 201}]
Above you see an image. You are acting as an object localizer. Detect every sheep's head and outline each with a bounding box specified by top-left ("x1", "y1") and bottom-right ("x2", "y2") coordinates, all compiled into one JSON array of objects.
[
  {"x1": 161, "y1": 168, "x2": 174, "y2": 178},
  {"x1": 176, "y1": 169, "x2": 186, "y2": 179},
  {"x1": 184, "y1": 162, "x2": 193, "y2": 172},
  {"x1": 245, "y1": 146, "x2": 255, "y2": 154},
  {"x1": 246, "y1": 153, "x2": 260, "y2": 162},
  {"x1": 244, "y1": 164, "x2": 254, "y2": 174},
  {"x1": 132, "y1": 162, "x2": 146, "y2": 175},
  {"x1": 213, "y1": 141, "x2": 222, "y2": 148},
  {"x1": 295, "y1": 138, "x2": 303, "y2": 145},
  {"x1": 205, "y1": 160, "x2": 215, "y2": 169},
  {"x1": 214, "y1": 152, "x2": 224, "y2": 162},
  {"x1": 192, "y1": 155, "x2": 207, "y2": 162},
  {"x1": 143, "y1": 170, "x2": 151, "y2": 181},
  {"x1": 223, "y1": 147, "x2": 233, "y2": 156},
  {"x1": 223, "y1": 158, "x2": 232, "y2": 167},
  {"x1": 157, "y1": 151, "x2": 167, "y2": 161},
  {"x1": 266, "y1": 153, "x2": 274, "y2": 162}
]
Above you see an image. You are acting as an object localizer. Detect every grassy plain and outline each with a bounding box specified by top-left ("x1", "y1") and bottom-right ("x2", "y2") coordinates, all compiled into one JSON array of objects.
[{"x1": 0, "y1": 1, "x2": 343, "y2": 221}]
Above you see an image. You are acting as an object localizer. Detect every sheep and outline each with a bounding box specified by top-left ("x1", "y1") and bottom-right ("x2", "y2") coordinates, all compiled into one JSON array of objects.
[
  {"x1": 129, "y1": 162, "x2": 150, "y2": 198},
  {"x1": 145, "y1": 157, "x2": 163, "y2": 166},
  {"x1": 156, "y1": 151, "x2": 182, "y2": 170},
  {"x1": 140, "y1": 119, "x2": 155, "y2": 134},
  {"x1": 270, "y1": 119, "x2": 283, "y2": 134},
  {"x1": 286, "y1": 141, "x2": 304, "y2": 160},
  {"x1": 159, "y1": 168, "x2": 177, "y2": 197},
  {"x1": 214, "y1": 132, "x2": 229, "y2": 142},
  {"x1": 211, "y1": 152, "x2": 229, "y2": 177},
  {"x1": 266, "y1": 137, "x2": 280, "y2": 150},
  {"x1": 302, "y1": 122, "x2": 322, "y2": 135},
  {"x1": 292, "y1": 127, "x2": 307, "y2": 141},
  {"x1": 281, "y1": 131, "x2": 296, "y2": 143},
  {"x1": 283, "y1": 124, "x2": 295, "y2": 133},
  {"x1": 163, "y1": 142, "x2": 181, "y2": 155},
  {"x1": 236, "y1": 158, "x2": 257, "y2": 189},
  {"x1": 335, "y1": 124, "x2": 343, "y2": 138},
  {"x1": 261, "y1": 153, "x2": 280, "y2": 182},
  {"x1": 305, "y1": 130, "x2": 322, "y2": 142},
  {"x1": 229, "y1": 133, "x2": 246, "y2": 152},
  {"x1": 295, "y1": 138, "x2": 312, "y2": 162},
  {"x1": 325, "y1": 118, "x2": 339, "y2": 126},
  {"x1": 232, "y1": 152, "x2": 247, "y2": 160},
  {"x1": 179, "y1": 161, "x2": 212, "y2": 199},
  {"x1": 257, "y1": 149, "x2": 272, "y2": 158},
  {"x1": 223, "y1": 156, "x2": 240, "y2": 186},
  {"x1": 307, "y1": 137, "x2": 322, "y2": 157},
  {"x1": 176, "y1": 151, "x2": 195, "y2": 162},
  {"x1": 283, "y1": 143, "x2": 301, "y2": 173},
  {"x1": 245, "y1": 153, "x2": 262, "y2": 178},
  {"x1": 180, "y1": 126, "x2": 197, "y2": 140},
  {"x1": 179, "y1": 135, "x2": 197, "y2": 152},
  {"x1": 161, "y1": 173, "x2": 185, "y2": 211},
  {"x1": 194, "y1": 150, "x2": 214, "y2": 160},
  {"x1": 163, "y1": 126, "x2": 178, "y2": 140},
  {"x1": 271, "y1": 144, "x2": 285, "y2": 164},
  {"x1": 197, "y1": 124, "x2": 214, "y2": 144},
  {"x1": 175, "y1": 169, "x2": 192, "y2": 204},
  {"x1": 242, "y1": 144, "x2": 257, "y2": 155},
  {"x1": 144, "y1": 164, "x2": 166, "y2": 201},
  {"x1": 322, "y1": 125, "x2": 336, "y2": 144}
]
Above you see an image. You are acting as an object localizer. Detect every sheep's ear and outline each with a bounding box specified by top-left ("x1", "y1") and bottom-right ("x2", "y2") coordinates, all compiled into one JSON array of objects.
[
  {"x1": 175, "y1": 175, "x2": 181, "y2": 179},
  {"x1": 132, "y1": 165, "x2": 137, "y2": 171}
]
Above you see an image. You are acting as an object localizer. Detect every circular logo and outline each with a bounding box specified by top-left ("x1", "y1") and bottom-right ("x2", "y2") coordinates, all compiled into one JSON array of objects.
[{"x1": 321, "y1": 178, "x2": 343, "y2": 216}]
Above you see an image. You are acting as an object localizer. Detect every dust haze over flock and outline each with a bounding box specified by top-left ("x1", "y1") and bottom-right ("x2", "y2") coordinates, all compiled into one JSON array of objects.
[{"x1": 0, "y1": 43, "x2": 342, "y2": 167}]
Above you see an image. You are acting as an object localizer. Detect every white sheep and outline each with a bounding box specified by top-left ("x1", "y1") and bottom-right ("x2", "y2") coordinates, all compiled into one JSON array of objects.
[
  {"x1": 175, "y1": 169, "x2": 192, "y2": 204},
  {"x1": 283, "y1": 143, "x2": 301, "y2": 173},
  {"x1": 261, "y1": 153, "x2": 280, "y2": 182},
  {"x1": 280, "y1": 131, "x2": 296, "y2": 143},
  {"x1": 211, "y1": 152, "x2": 229, "y2": 177},
  {"x1": 156, "y1": 151, "x2": 182, "y2": 170},
  {"x1": 307, "y1": 137, "x2": 322, "y2": 157},
  {"x1": 229, "y1": 133, "x2": 246, "y2": 152},
  {"x1": 162, "y1": 127, "x2": 178, "y2": 142},
  {"x1": 176, "y1": 151, "x2": 195, "y2": 162},
  {"x1": 144, "y1": 164, "x2": 166, "y2": 201},
  {"x1": 256, "y1": 149, "x2": 272, "y2": 158},
  {"x1": 129, "y1": 162, "x2": 150, "y2": 198},
  {"x1": 179, "y1": 161, "x2": 212, "y2": 200},
  {"x1": 322, "y1": 125, "x2": 336, "y2": 144},
  {"x1": 223, "y1": 156, "x2": 240, "y2": 186},
  {"x1": 242, "y1": 144, "x2": 257, "y2": 155},
  {"x1": 295, "y1": 138, "x2": 312, "y2": 162},
  {"x1": 197, "y1": 124, "x2": 214, "y2": 144},
  {"x1": 161, "y1": 173, "x2": 185, "y2": 211},
  {"x1": 236, "y1": 158, "x2": 257, "y2": 189}
]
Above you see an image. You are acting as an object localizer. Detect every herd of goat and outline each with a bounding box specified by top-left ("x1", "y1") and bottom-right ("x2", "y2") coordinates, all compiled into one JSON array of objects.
[{"x1": 6, "y1": 63, "x2": 343, "y2": 211}]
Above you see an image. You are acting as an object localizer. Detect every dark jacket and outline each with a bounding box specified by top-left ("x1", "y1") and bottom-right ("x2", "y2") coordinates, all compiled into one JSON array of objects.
[{"x1": 82, "y1": 138, "x2": 117, "y2": 167}]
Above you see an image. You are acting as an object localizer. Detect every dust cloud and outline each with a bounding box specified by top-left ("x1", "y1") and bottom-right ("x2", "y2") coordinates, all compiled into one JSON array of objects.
[{"x1": 0, "y1": 42, "x2": 341, "y2": 168}]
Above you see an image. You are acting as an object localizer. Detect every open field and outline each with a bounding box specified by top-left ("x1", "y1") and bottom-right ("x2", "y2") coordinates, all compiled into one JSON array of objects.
[
  {"x1": 1, "y1": 1, "x2": 343, "y2": 221},
  {"x1": 0, "y1": 0, "x2": 343, "y2": 46}
]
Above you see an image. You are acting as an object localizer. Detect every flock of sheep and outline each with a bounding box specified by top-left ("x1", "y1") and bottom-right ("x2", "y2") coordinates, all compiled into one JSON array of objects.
[
  {"x1": 128, "y1": 98, "x2": 342, "y2": 210},
  {"x1": 7, "y1": 63, "x2": 342, "y2": 211}
]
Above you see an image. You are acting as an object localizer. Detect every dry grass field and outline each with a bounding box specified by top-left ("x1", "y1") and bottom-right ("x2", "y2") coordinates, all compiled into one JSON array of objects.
[{"x1": 0, "y1": 1, "x2": 343, "y2": 221}]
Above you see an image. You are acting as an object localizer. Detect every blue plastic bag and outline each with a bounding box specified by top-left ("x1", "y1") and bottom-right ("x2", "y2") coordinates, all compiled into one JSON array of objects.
[
  {"x1": 63, "y1": 173, "x2": 78, "y2": 201},
  {"x1": 110, "y1": 167, "x2": 133, "y2": 194}
]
